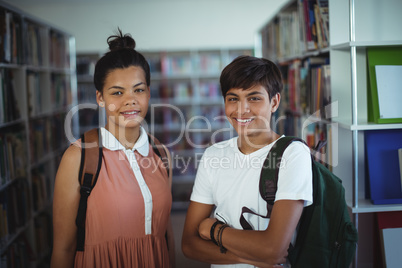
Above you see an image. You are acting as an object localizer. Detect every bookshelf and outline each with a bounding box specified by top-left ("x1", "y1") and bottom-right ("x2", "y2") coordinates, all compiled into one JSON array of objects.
[
  {"x1": 258, "y1": 0, "x2": 333, "y2": 166},
  {"x1": 76, "y1": 48, "x2": 253, "y2": 210},
  {"x1": 257, "y1": 0, "x2": 402, "y2": 267},
  {"x1": 0, "y1": 0, "x2": 77, "y2": 266}
]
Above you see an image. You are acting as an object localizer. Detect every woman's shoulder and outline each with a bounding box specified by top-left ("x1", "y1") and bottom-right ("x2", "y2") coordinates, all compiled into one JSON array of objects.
[{"x1": 62, "y1": 143, "x2": 82, "y2": 166}]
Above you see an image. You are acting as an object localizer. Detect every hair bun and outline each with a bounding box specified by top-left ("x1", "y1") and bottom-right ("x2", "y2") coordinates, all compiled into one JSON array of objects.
[{"x1": 107, "y1": 28, "x2": 136, "y2": 51}]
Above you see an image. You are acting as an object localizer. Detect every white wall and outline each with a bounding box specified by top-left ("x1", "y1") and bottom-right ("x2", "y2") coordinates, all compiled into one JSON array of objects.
[{"x1": 5, "y1": 0, "x2": 288, "y2": 53}]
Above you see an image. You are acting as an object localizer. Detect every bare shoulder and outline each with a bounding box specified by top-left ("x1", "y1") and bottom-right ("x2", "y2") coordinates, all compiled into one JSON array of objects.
[{"x1": 55, "y1": 144, "x2": 81, "y2": 189}]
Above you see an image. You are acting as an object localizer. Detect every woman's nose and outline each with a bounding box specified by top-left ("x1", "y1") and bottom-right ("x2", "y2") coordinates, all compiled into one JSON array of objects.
[{"x1": 124, "y1": 93, "x2": 137, "y2": 106}]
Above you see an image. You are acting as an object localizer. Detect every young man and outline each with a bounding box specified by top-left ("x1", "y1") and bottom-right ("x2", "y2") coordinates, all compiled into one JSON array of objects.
[{"x1": 182, "y1": 56, "x2": 313, "y2": 268}]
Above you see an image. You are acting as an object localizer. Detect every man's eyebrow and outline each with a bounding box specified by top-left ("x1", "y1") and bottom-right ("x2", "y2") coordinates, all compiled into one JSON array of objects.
[
  {"x1": 225, "y1": 91, "x2": 263, "y2": 97},
  {"x1": 225, "y1": 92, "x2": 238, "y2": 97},
  {"x1": 246, "y1": 91, "x2": 263, "y2": 97}
]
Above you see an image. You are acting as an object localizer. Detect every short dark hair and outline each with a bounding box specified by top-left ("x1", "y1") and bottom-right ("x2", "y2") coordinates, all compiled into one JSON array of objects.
[
  {"x1": 94, "y1": 28, "x2": 150, "y2": 93},
  {"x1": 220, "y1": 55, "x2": 283, "y2": 99}
]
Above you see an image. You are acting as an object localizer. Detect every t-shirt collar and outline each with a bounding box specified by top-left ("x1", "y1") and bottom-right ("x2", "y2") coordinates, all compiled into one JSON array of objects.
[{"x1": 100, "y1": 127, "x2": 149, "y2": 156}]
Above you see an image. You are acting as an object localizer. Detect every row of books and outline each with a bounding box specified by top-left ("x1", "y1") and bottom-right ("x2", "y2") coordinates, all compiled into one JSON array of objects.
[
  {"x1": 0, "y1": 180, "x2": 31, "y2": 244},
  {"x1": 29, "y1": 114, "x2": 66, "y2": 163},
  {"x1": 299, "y1": 0, "x2": 329, "y2": 51},
  {"x1": 146, "y1": 105, "x2": 227, "y2": 131},
  {"x1": 49, "y1": 30, "x2": 70, "y2": 68},
  {"x1": 160, "y1": 53, "x2": 224, "y2": 76},
  {"x1": 77, "y1": 82, "x2": 96, "y2": 104},
  {"x1": 0, "y1": 7, "x2": 70, "y2": 69},
  {"x1": 151, "y1": 80, "x2": 221, "y2": 100},
  {"x1": 261, "y1": 0, "x2": 329, "y2": 60},
  {"x1": 31, "y1": 166, "x2": 52, "y2": 213},
  {"x1": 0, "y1": 129, "x2": 26, "y2": 186},
  {"x1": 280, "y1": 57, "x2": 330, "y2": 119},
  {"x1": 0, "y1": 8, "x2": 23, "y2": 64},
  {"x1": 51, "y1": 73, "x2": 72, "y2": 110},
  {"x1": 0, "y1": 231, "x2": 33, "y2": 268},
  {"x1": 0, "y1": 68, "x2": 21, "y2": 124},
  {"x1": 25, "y1": 23, "x2": 45, "y2": 67},
  {"x1": 27, "y1": 71, "x2": 72, "y2": 116}
]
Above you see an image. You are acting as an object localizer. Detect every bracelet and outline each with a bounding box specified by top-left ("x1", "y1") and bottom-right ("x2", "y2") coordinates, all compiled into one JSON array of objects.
[
  {"x1": 210, "y1": 220, "x2": 223, "y2": 246},
  {"x1": 217, "y1": 223, "x2": 229, "y2": 254}
]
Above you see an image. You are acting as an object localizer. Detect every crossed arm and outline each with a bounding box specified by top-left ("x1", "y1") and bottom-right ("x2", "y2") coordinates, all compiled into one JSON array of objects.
[{"x1": 182, "y1": 199, "x2": 304, "y2": 267}]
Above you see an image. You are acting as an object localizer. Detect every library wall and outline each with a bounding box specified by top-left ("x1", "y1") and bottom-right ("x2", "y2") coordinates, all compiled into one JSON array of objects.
[{"x1": 5, "y1": 0, "x2": 287, "y2": 52}]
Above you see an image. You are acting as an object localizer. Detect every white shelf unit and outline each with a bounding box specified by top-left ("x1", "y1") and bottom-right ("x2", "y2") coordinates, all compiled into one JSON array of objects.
[
  {"x1": 330, "y1": 1, "x2": 402, "y2": 266},
  {"x1": 258, "y1": 0, "x2": 402, "y2": 267},
  {"x1": 0, "y1": 0, "x2": 78, "y2": 266}
]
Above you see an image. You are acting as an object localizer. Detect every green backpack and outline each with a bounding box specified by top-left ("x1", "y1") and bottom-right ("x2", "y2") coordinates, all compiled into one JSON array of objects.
[{"x1": 240, "y1": 136, "x2": 358, "y2": 267}]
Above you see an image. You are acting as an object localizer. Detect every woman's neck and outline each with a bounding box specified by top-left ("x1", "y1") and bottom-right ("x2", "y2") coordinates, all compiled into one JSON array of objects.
[{"x1": 105, "y1": 124, "x2": 141, "y2": 150}]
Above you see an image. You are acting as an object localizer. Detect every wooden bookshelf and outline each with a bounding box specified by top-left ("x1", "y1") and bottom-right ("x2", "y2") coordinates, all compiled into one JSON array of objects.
[
  {"x1": 76, "y1": 48, "x2": 253, "y2": 210},
  {"x1": 0, "y1": 0, "x2": 77, "y2": 266}
]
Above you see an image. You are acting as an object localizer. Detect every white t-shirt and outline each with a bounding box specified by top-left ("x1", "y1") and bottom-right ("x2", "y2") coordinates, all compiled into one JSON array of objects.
[{"x1": 190, "y1": 136, "x2": 313, "y2": 268}]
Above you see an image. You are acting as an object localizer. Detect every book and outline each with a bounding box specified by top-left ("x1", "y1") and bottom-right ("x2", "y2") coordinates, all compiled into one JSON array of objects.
[
  {"x1": 377, "y1": 212, "x2": 402, "y2": 267},
  {"x1": 367, "y1": 46, "x2": 402, "y2": 124},
  {"x1": 399, "y1": 148, "x2": 402, "y2": 193},
  {"x1": 365, "y1": 129, "x2": 402, "y2": 204},
  {"x1": 374, "y1": 65, "x2": 402, "y2": 120}
]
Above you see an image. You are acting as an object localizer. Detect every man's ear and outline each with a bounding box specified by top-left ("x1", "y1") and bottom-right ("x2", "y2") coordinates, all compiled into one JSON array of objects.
[{"x1": 271, "y1": 93, "x2": 281, "y2": 113}]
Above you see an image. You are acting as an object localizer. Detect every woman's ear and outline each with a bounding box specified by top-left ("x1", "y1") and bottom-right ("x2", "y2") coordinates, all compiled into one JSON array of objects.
[
  {"x1": 271, "y1": 93, "x2": 281, "y2": 113},
  {"x1": 96, "y1": 90, "x2": 104, "y2": 107}
]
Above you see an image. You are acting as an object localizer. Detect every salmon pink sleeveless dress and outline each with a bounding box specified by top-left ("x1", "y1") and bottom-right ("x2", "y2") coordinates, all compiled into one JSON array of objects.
[{"x1": 74, "y1": 128, "x2": 172, "y2": 268}]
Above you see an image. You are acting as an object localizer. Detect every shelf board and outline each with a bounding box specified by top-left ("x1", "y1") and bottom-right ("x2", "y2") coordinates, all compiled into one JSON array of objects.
[
  {"x1": 337, "y1": 121, "x2": 402, "y2": 131},
  {"x1": 331, "y1": 40, "x2": 402, "y2": 50},
  {"x1": 0, "y1": 118, "x2": 25, "y2": 129},
  {"x1": 348, "y1": 199, "x2": 402, "y2": 213}
]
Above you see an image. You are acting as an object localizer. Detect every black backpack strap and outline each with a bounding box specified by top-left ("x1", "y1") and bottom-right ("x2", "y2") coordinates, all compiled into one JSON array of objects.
[
  {"x1": 147, "y1": 133, "x2": 170, "y2": 178},
  {"x1": 240, "y1": 136, "x2": 303, "y2": 230},
  {"x1": 76, "y1": 128, "x2": 103, "y2": 251}
]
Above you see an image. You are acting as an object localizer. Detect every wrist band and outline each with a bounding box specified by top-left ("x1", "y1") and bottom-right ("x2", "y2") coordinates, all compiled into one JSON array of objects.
[
  {"x1": 210, "y1": 220, "x2": 223, "y2": 246},
  {"x1": 217, "y1": 223, "x2": 229, "y2": 254}
]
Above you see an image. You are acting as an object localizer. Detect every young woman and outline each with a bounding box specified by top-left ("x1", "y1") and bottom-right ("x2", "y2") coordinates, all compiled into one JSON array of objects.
[
  {"x1": 51, "y1": 30, "x2": 175, "y2": 268},
  {"x1": 182, "y1": 56, "x2": 313, "y2": 268}
]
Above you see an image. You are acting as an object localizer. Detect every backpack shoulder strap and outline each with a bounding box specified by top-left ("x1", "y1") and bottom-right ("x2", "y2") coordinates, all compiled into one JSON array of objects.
[
  {"x1": 76, "y1": 128, "x2": 103, "y2": 251},
  {"x1": 147, "y1": 133, "x2": 170, "y2": 177},
  {"x1": 239, "y1": 136, "x2": 303, "y2": 230}
]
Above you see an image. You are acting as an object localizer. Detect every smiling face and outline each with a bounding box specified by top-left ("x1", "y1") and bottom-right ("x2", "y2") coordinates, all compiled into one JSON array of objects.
[
  {"x1": 224, "y1": 84, "x2": 280, "y2": 142},
  {"x1": 96, "y1": 66, "x2": 150, "y2": 132}
]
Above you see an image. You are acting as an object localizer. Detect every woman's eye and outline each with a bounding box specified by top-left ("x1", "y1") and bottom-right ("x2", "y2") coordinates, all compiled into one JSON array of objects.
[
  {"x1": 135, "y1": 88, "x2": 145, "y2": 93},
  {"x1": 112, "y1": 91, "x2": 122, "y2": 95}
]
